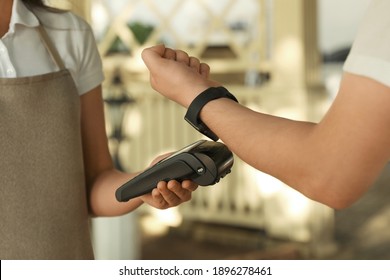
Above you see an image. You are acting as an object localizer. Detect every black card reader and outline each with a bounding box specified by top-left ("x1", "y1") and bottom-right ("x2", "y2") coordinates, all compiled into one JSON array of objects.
[{"x1": 115, "y1": 140, "x2": 234, "y2": 202}]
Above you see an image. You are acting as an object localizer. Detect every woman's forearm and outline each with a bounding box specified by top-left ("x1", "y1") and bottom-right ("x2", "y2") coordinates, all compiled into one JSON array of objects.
[{"x1": 88, "y1": 168, "x2": 143, "y2": 217}]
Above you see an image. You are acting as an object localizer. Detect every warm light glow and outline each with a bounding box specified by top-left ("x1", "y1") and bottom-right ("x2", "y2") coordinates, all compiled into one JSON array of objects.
[
  {"x1": 325, "y1": 72, "x2": 342, "y2": 100},
  {"x1": 91, "y1": 1, "x2": 110, "y2": 41},
  {"x1": 140, "y1": 208, "x2": 183, "y2": 237},
  {"x1": 152, "y1": 208, "x2": 183, "y2": 227},
  {"x1": 251, "y1": 167, "x2": 313, "y2": 242},
  {"x1": 123, "y1": 107, "x2": 142, "y2": 138},
  {"x1": 275, "y1": 37, "x2": 302, "y2": 68}
]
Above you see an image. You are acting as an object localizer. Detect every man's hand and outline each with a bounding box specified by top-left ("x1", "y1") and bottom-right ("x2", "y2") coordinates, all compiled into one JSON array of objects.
[{"x1": 142, "y1": 44, "x2": 219, "y2": 107}]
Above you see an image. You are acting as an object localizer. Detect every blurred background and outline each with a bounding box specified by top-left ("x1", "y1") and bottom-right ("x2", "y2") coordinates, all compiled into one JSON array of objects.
[{"x1": 54, "y1": 0, "x2": 390, "y2": 260}]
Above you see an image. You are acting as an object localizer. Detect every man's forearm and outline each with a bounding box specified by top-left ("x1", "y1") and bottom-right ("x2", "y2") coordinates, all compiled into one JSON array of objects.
[{"x1": 198, "y1": 97, "x2": 372, "y2": 209}]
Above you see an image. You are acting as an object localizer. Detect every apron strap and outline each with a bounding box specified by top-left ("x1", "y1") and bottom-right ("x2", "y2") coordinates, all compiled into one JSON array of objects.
[{"x1": 36, "y1": 25, "x2": 66, "y2": 70}]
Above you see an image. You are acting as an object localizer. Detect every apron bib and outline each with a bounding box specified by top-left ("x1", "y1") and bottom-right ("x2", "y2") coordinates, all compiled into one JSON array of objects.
[{"x1": 0, "y1": 25, "x2": 93, "y2": 259}]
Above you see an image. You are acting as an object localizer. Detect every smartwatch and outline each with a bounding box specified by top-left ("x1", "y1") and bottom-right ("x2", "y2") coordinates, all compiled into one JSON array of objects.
[{"x1": 184, "y1": 87, "x2": 238, "y2": 141}]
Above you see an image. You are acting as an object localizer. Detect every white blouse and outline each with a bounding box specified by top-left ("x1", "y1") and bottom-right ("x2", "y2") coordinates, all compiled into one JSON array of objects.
[
  {"x1": 343, "y1": 0, "x2": 390, "y2": 88},
  {"x1": 0, "y1": 0, "x2": 104, "y2": 95}
]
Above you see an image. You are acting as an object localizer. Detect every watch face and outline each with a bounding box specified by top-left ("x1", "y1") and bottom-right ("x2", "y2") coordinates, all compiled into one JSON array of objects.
[{"x1": 158, "y1": 140, "x2": 206, "y2": 163}]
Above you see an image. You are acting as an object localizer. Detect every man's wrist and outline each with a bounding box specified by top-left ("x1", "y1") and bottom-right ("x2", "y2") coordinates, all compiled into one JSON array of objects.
[{"x1": 184, "y1": 87, "x2": 238, "y2": 141}]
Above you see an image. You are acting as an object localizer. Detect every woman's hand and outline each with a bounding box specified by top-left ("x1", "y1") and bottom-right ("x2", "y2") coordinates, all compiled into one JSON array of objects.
[
  {"x1": 139, "y1": 152, "x2": 198, "y2": 209},
  {"x1": 140, "y1": 179, "x2": 198, "y2": 209}
]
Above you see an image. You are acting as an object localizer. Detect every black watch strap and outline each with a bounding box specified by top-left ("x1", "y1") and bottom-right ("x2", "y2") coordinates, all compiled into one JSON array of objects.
[{"x1": 184, "y1": 87, "x2": 238, "y2": 141}]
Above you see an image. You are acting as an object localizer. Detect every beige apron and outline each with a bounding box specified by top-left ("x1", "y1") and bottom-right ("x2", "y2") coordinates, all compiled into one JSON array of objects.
[{"x1": 0, "y1": 25, "x2": 94, "y2": 259}]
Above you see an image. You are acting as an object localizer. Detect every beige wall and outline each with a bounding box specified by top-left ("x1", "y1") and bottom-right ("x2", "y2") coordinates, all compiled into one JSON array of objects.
[{"x1": 49, "y1": 0, "x2": 91, "y2": 22}]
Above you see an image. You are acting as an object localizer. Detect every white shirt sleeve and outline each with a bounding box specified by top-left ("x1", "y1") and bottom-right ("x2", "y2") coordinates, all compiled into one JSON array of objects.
[
  {"x1": 46, "y1": 12, "x2": 105, "y2": 95},
  {"x1": 2, "y1": 0, "x2": 104, "y2": 95},
  {"x1": 30, "y1": 8, "x2": 105, "y2": 95},
  {"x1": 69, "y1": 19, "x2": 105, "y2": 95},
  {"x1": 343, "y1": 0, "x2": 390, "y2": 88}
]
